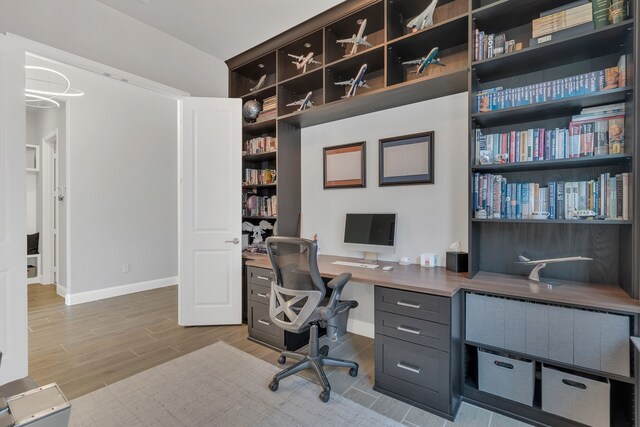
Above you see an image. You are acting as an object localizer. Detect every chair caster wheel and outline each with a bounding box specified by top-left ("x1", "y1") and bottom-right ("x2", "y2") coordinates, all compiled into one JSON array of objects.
[
  {"x1": 268, "y1": 381, "x2": 279, "y2": 392},
  {"x1": 319, "y1": 390, "x2": 330, "y2": 402},
  {"x1": 277, "y1": 355, "x2": 286, "y2": 364},
  {"x1": 349, "y1": 367, "x2": 358, "y2": 377}
]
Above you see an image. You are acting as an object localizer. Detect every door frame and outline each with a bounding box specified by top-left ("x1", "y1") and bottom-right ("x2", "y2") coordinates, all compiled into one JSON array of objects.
[{"x1": 41, "y1": 128, "x2": 59, "y2": 287}]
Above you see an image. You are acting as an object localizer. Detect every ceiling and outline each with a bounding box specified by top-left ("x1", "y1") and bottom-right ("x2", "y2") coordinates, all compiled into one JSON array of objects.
[{"x1": 95, "y1": 0, "x2": 345, "y2": 61}]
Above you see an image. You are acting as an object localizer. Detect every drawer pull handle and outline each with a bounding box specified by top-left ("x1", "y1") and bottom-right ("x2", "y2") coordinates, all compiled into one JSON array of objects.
[
  {"x1": 397, "y1": 325, "x2": 421, "y2": 335},
  {"x1": 562, "y1": 379, "x2": 587, "y2": 390},
  {"x1": 494, "y1": 361, "x2": 514, "y2": 370},
  {"x1": 396, "y1": 301, "x2": 421, "y2": 309},
  {"x1": 258, "y1": 319, "x2": 272, "y2": 326},
  {"x1": 257, "y1": 292, "x2": 269, "y2": 298},
  {"x1": 397, "y1": 362, "x2": 421, "y2": 374},
  {"x1": 257, "y1": 275, "x2": 271, "y2": 281}
]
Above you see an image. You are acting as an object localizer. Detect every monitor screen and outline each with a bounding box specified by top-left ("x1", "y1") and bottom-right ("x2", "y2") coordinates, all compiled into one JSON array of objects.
[{"x1": 344, "y1": 214, "x2": 396, "y2": 247}]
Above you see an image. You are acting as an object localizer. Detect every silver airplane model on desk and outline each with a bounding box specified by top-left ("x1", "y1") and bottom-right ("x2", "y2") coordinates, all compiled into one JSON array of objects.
[
  {"x1": 250, "y1": 74, "x2": 267, "y2": 92},
  {"x1": 407, "y1": 0, "x2": 438, "y2": 32},
  {"x1": 402, "y1": 47, "x2": 446, "y2": 74},
  {"x1": 289, "y1": 52, "x2": 321, "y2": 73},
  {"x1": 286, "y1": 91, "x2": 314, "y2": 111},
  {"x1": 334, "y1": 63, "x2": 369, "y2": 98},
  {"x1": 337, "y1": 18, "x2": 372, "y2": 57},
  {"x1": 517, "y1": 255, "x2": 593, "y2": 285}
]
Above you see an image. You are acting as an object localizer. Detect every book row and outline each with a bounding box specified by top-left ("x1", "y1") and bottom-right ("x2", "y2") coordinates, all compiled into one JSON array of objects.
[
  {"x1": 473, "y1": 173, "x2": 630, "y2": 221},
  {"x1": 473, "y1": 30, "x2": 519, "y2": 62},
  {"x1": 475, "y1": 107, "x2": 625, "y2": 164},
  {"x1": 243, "y1": 194, "x2": 278, "y2": 218},
  {"x1": 476, "y1": 57, "x2": 625, "y2": 112},
  {"x1": 243, "y1": 136, "x2": 277, "y2": 155},
  {"x1": 532, "y1": 2, "x2": 593, "y2": 38},
  {"x1": 243, "y1": 168, "x2": 277, "y2": 186}
]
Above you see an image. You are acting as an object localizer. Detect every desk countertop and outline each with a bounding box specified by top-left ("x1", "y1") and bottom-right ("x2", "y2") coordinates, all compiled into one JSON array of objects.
[{"x1": 244, "y1": 253, "x2": 640, "y2": 314}]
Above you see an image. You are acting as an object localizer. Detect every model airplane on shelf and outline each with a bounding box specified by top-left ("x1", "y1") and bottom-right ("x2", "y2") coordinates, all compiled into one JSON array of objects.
[
  {"x1": 337, "y1": 18, "x2": 372, "y2": 57},
  {"x1": 250, "y1": 74, "x2": 267, "y2": 92},
  {"x1": 334, "y1": 64, "x2": 369, "y2": 98},
  {"x1": 286, "y1": 91, "x2": 314, "y2": 111},
  {"x1": 289, "y1": 52, "x2": 321, "y2": 73},
  {"x1": 407, "y1": 0, "x2": 438, "y2": 33},
  {"x1": 402, "y1": 47, "x2": 446, "y2": 74},
  {"x1": 517, "y1": 255, "x2": 593, "y2": 283}
]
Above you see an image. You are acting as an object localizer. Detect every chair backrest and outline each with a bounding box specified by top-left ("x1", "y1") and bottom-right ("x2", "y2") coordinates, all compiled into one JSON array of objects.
[{"x1": 265, "y1": 237, "x2": 325, "y2": 332}]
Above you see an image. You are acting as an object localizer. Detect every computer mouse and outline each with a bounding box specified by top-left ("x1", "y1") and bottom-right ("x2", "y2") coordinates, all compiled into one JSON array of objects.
[{"x1": 383, "y1": 266, "x2": 394, "y2": 271}]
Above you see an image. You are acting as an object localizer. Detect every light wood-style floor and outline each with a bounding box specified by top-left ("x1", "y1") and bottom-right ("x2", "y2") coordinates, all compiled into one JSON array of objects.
[{"x1": 28, "y1": 284, "x2": 525, "y2": 427}]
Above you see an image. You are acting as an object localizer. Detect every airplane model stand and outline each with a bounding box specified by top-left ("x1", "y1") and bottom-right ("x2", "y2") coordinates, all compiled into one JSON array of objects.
[{"x1": 516, "y1": 255, "x2": 593, "y2": 288}]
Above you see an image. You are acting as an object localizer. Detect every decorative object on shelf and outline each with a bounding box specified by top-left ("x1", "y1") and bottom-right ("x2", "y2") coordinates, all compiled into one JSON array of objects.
[
  {"x1": 242, "y1": 99, "x2": 262, "y2": 122},
  {"x1": 323, "y1": 141, "x2": 366, "y2": 189},
  {"x1": 398, "y1": 256, "x2": 411, "y2": 266},
  {"x1": 250, "y1": 74, "x2": 267, "y2": 92},
  {"x1": 242, "y1": 220, "x2": 274, "y2": 245},
  {"x1": 516, "y1": 255, "x2": 593, "y2": 285},
  {"x1": 609, "y1": 0, "x2": 628, "y2": 24},
  {"x1": 288, "y1": 52, "x2": 320, "y2": 74},
  {"x1": 407, "y1": 0, "x2": 437, "y2": 32},
  {"x1": 334, "y1": 63, "x2": 369, "y2": 98},
  {"x1": 286, "y1": 91, "x2": 314, "y2": 111},
  {"x1": 25, "y1": 65, "x2": 84, "y2": 109},
  {"x1": 420, "y1": 252, "x2": 438, "y2": 268},
  {"x1": 379, "y1": 131, "x2": 434, "y2": 186},
  {"x1": 337, "y1": 18, "x2": 372, "y2": 57},
  {"x1": 402, "y1": 47, "x2": 445, "y2": 74}
]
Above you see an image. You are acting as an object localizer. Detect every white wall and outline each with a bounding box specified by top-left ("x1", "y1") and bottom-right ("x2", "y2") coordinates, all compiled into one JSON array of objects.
[
  {"x1": 0, "y1": 0, "x2": 228, "y2": 96},
  {"x1": 301, "y1": 92, "x2": 469, "y2": 336},
  {"x1": 26, "y1": 111, "x2": 39, "y2": 235}
]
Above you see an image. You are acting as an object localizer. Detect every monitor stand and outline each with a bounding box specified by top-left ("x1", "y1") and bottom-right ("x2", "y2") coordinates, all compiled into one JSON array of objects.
[{"x1": 362, "y1": 252, "x2": 379, "y2": 264}]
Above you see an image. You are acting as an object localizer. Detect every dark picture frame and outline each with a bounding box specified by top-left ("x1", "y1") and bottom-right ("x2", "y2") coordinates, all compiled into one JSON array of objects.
[
  {"x1": 323, "y1": 141, "x2": 366, "y2": 189},
  {"x1": 379, "y1": 131, "x2": 434, "y2": 186}
]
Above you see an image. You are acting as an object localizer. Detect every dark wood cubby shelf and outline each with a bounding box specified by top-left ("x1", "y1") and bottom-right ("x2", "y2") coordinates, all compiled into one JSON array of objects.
[
  {"x1": 242, "y1": 183, "x2": 277, "y2": 190},
  {"x1": 471, "y1": 153, "x2": 633, "y2": 172},
  {"x1": 243, "y1": 216, "x2": 277, "y2": 220},
  {"x1": 243, "y1": 151, "x2": 277, "y2": 161},
  {"x1": 472, "y1": 218, "x2": 633, "y2": 225}
]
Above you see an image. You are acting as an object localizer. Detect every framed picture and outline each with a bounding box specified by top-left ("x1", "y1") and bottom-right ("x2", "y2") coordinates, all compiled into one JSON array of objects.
[
  {"x1": 379, "y1": 131, "x2": 434, "y2": 186},
  {"x1": 323, "y1": 141, "x2": 366, "y2": 189}
]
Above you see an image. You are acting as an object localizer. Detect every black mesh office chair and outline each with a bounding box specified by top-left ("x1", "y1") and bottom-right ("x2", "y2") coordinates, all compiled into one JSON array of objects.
[{"x1": 265, "y1": 236, "x2": 359, "y2": 402}]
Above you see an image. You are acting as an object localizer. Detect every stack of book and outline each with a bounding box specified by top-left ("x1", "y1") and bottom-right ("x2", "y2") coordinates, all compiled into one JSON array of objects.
[
  {"x1": 259, "y1": 95, "x2": 277, "y2": 120},
  {"x1": 243, "y1": 194, "x2": 278, "y2": 217},
  {"x1": 473, "y1": 173, "x2": 630, "y2": 220},
  {"x1": 474, "y1": 31, "x2": 517, "y2": 61},
  {"x1": 243, "y1": 168, "x2": 277, "y2": 185},
  {"x1": 476, "y1": 58, "x2": 624, "y2": 113},
  {"x1": 475, "y1": 103, "x2": 625, "y2": 164},
  {"x1": 531, "y1": 1, "x2": 594, "y2": 46},
  {"x1": 244, "y1": 136, "x2": 277, "y2": 155}
]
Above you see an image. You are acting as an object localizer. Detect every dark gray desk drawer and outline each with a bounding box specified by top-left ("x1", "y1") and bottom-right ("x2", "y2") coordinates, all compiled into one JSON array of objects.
[
  {"x1": 247, "y1": 266, "x2": 274, "y2": 286},
  {"x1": 376, "y1": 287, "x2": 450, "y2": 325},
  {"x1": 248, "y1": 282, "x2": 270, "y2": 304},
  {"x1": 375, "y1": 334, "x2": 450, "y2": 414},
  {"x1": 376, "y1": 311, "x2": 450, "y2": 352},
  {"x1": 248, "y1": 300, "x2": 282, "y2": 349}
]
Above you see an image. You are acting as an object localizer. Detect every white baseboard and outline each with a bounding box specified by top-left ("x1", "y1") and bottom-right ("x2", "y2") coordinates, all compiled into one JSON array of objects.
[
  {"x1": 346, "y1": 318, "x2": 374, "y2": 339},
  {"x1": 65, "y1": 276, "x2": 178, "y2": 306},
  {"x1": 56, "y1": 284, "x2": 67, "y2": 299}
]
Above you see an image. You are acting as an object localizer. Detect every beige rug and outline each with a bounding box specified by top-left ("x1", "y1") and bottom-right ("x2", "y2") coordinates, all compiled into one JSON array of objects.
[{"x1": 69, "y1": 341, "x2": 400, "y2": 426}]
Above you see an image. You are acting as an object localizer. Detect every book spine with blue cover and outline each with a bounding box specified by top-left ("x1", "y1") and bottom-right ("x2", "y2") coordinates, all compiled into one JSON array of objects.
[
  {"x1": 516, "y1": 183, "x2": 522, "y2": 219},
  {"x1": 557, "y1": 181, "x2": 565, "y2": 219},
  {"x1": 549, "y1": 181, "x2": 557, "y2": 219}
]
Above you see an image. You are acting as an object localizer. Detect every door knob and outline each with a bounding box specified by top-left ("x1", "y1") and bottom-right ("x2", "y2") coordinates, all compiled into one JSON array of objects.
[{"x1": 225, "y1": 238, "x2": 240, "y2": 245}]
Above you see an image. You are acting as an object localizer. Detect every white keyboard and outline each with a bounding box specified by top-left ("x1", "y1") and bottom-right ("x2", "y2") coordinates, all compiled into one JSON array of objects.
[{"x1": 332, "y1": 261, "x2": 379, "y2": 269}]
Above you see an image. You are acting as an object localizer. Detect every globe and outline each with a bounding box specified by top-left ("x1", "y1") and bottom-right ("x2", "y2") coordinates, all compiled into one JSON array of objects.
[{"x1": 243, "y1": 99, "x2": 262, "y2": 122}]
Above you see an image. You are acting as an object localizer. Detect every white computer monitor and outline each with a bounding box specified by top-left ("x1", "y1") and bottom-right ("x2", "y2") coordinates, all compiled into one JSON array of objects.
[{"x1": 343, "y1": 213, "x2": 397, "y2": 262}]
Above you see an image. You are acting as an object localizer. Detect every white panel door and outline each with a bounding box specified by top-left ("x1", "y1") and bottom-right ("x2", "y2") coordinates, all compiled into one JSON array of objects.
[
  {"x1": 179, "y1": 97, "x2": 242, "y2": 325},
  {"x1": 0, "y1": 35, "x2": 27, "y2": 384}
]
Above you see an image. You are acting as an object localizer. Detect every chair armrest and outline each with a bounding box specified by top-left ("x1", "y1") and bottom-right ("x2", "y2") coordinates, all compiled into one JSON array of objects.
[{"x1": 327, "y1": 273, "x2": 352, "y2": 292}]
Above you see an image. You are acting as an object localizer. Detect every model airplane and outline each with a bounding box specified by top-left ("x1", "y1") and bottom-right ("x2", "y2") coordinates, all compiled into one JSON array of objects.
[
  {"x1": 242, "y1": 220, "x2": 274, "y2": 245},
  {"x1": 250, "y1": 74, "x2": 267, "y2": 92},
  {"x1": 402, "y1": 47, "x2": 446, "y2": 73},
  {"x1": 407, "y1": 0, "x2": 438, "y2": 33},
  {"x1": 286, "y1": 91, "x2": 314, "y2": 111},
  {"x1": 337, "y1": 18, "x2": 372, "y2": 57},
  {"x1": 334, "y1": 64, "x2": 369, "y2": 98},
  {"x1": 517, "y1": 255, "x2": 593, "y2": 283},
  {"x1": 289, "y1": 52, "x2": 320, "y2": 73}
]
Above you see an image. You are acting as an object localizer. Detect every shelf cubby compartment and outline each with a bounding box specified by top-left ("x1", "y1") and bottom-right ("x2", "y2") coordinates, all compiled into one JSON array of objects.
[
  {"x1": 278, "y1": 68, "x2": 324, "y2": 116},
  {"x1": 472, "y1": 0, "x2": 591, "y2": 27},
  {"x1": 386, "y1": 15, "x2": 467, "y2": 87},
  {"x1": 325, "y1": 1, "x2": 384, "y2": 64},
  {"x1": 387, "y1": 0, "x2": 468, "y2": 42},
  {"x1": 243, "y1": 151, "x2": 277, "y2": 162},
  {"x1": 242, "y1": 85, "x2": 277, "y2": 126},
  {"x1": 471, "y1": 153, "x2": 633, "y2": 173},
  {"x1": 277, "y1": 30, "x2": 323, "y2": 82},
  {"x1": 230, "y1": 51, "x2": 277, "y2": 98},
  {"x1": 324, "y1": 46, "x2": 385, "y2": 103}
]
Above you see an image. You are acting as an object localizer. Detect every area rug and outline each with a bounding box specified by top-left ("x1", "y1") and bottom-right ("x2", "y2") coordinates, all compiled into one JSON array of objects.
[{"x1": 69, "y1": 341, "x2": 400, "y2": 426}]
